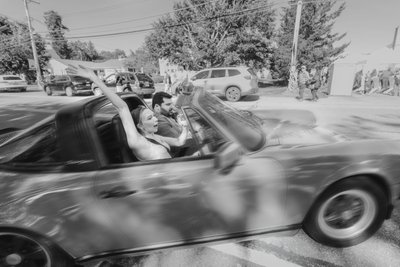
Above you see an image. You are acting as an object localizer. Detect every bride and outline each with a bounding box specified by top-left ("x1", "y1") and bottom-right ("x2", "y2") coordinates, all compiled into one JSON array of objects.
[{"x1": 67, "y1": 65, "x2": 188, "y2": 160}]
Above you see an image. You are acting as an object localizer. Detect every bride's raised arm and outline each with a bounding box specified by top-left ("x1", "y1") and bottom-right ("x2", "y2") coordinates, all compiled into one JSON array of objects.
[{"x1": 66, "y1": 65, "x2": 142, "y2": 149}]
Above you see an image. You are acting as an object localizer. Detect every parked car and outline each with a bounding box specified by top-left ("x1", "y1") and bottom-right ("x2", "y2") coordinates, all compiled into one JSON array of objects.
[
  {"x1": 93, "y1": 72, "x2": 155, "y2": 98},
  {"x1": 1, "y1": 88, "x2": 400, "y2": 267},
  {"x1": 190, "y1": 66, "x2": 259, "y2": 101},
  {"x1": 0, "y1": 75, "x2": 28, "y2": 92},
  {"x1": 43, "y1": 75, "x2": 93, "y2": 96}
]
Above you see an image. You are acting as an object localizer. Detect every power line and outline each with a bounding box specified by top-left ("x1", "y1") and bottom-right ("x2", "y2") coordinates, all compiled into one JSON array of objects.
[
  {"x1": 1, "y1": 0, "x2": 325, "y2": 51},
  {"x1": 33, "y1": 0, "x2": 216, "y2": 34},
  {"x1": 63, "y1": 1, "x2": 280, "y2": 40}
]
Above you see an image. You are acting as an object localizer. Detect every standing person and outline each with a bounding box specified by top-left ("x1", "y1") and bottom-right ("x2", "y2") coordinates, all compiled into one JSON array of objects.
[
  {"x1": 309, "y1": 68, "x2": 321, "y2": 101},
  {"x1": 262, "y1": 65, "x2": 271, "y2": 81},
  {"x1": 297, "y1": 65, "x2": 310, "y2": 101},
  {"x1": 369, "y1": 69, "x2": 380, "y2": 95},
  {"x1": 171, "y1": 66, "x2": 188, "y2": 95},
  {"x1": 163, "y1": 71, "x2": 172, "y2": 93},
  {"x1": 394, "y1": 70, "x2": 400, "y2": 96},
  {"x1": 115, "y1": 72, "x2": 124, "y2": 93},
  {"x1": 381, "y1": 68, "x2": 392, "y2": 94}
]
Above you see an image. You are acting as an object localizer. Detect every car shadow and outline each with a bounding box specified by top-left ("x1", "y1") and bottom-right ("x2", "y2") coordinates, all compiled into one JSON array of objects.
[{"x1": 239, "y1": 95, "x2": 260, "y2": 102}]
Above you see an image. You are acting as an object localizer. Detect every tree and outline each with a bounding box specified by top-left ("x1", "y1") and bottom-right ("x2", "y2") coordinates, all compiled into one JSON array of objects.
[
  {"x1": 44, "y1": 10, "x2": 72, "y2": 59},
  {"x1": 0, "y1": 17, "x2": 48, "y2": 80},
  {"x1": 69, "y1": 40, "x2": 100, "y2": 61},
  {"x1": 275, "y1": 0, "x2": 349, "y2": 81},
  {"x1": 98, "y1": 49, "x2": 127, "y2": 60},
  {"x1": 145, "y1": 0, "x2": 276, "y2": 70},
  {"x1": 126, "y1": 46, "x2": 159, "y2": 73}
]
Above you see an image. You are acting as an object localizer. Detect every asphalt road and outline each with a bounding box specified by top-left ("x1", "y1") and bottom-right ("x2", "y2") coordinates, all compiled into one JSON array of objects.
[{"x1": 1, "y1": 86, "x2": 400, "y2": 267}]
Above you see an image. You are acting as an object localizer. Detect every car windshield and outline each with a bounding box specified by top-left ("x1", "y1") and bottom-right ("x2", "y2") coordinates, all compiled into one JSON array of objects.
[
  {"x1": 135, "y1": 73, "x2": 151, "y2": 81},
  {"x1": 198, "y1": 91, "x2": 265, "y2": 151},
  {"x1": 0, "y1": 117, "x2": 60, "y2": 164},
  {"x1": 70, "y1": 75, "x2": 90, "y2": 82}
]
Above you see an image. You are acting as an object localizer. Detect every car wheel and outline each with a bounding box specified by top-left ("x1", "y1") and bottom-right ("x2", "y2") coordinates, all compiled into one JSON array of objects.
[
  {"x1": 0, "y1": 231, "x2": 73, "y2": 267},
  {"x1": 303, "y1": 177, "x2": 387, "y2": 247},
  {"x1": 93, "y1": 87, "x2": 102, "y2": 96},
  {"x1": 45, "y1": 86, "x2": 52, "y2": 96},
  {"x1": 225, "y1": 86, "x2": 241, "y2": 102},
  {"x1": 65, "y1": 87, "x2": 74, "y2": 97}
]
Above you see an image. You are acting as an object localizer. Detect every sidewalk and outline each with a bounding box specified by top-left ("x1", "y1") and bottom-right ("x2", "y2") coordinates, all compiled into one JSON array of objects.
[{"x1": 243, "y1": 86, "x2": 400, "y2": 110}]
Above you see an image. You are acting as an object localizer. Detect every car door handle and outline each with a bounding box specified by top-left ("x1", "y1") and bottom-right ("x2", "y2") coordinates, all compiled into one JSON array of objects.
[{"x1": 99, "y1": 186, "x2": 137, "y2": 199}]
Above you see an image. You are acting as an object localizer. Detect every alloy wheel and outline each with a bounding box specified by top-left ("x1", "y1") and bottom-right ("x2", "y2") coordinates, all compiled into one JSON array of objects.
[
  {"x1": 0, "y1": 233, "x2": 51, "y2": 267},
  {"x1": 225, "y1": 87, "x2": 241, "y2": 102},
  {"x1": 317, "y1": 189, "x2": 376, "y2": 239}
]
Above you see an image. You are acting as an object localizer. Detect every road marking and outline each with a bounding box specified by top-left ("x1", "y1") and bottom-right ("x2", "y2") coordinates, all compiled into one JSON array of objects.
[{"x1": 210, "y1": 243, "x2": 301, "y2": 267}]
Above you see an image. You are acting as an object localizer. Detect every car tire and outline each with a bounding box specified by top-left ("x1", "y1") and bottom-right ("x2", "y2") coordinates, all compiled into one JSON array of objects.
[
  {"x1": 93, "y1": 87, "x2": 102, "y2": 96},
  {"x1": 65, "y1": 87, "x2": 74, "y2": 97},
  {"x1": 45, "y1": 86, "x2": 52, "y2": 96},
  {"x1": 225, "y1": 86, "x2": 241, "y2": 102},
  {"x1": 0, "y1": 230, "x2": 74, "y2": 267},
  {"x1": 303, "y1": 177, "x2": 387, "y2": 247}
]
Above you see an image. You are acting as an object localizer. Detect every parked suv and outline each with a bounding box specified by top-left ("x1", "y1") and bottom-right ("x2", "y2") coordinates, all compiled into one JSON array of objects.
[
  {"x1": 93, "y1": 72, "x2": 155, "y2": 98},
  {"x1": 43, "y1": 75, "x2": 93, "y2": 96},
  {"x1": 0, "y1": 75, "x2": 28, "y2": 92},
  {"x1": 190, "y1": 66, "x2": 259, "y2": 101}
]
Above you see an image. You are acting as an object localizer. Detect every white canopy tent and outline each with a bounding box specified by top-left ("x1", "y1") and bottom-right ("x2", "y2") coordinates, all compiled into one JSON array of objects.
[{"x1": 363, "y1": 46, "x2": 400, "y2": 71}]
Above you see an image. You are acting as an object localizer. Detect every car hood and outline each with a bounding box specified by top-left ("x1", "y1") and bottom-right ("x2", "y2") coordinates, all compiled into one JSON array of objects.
[{"x1": 248, "y1": 109, "x2": 346, "y2": 148}]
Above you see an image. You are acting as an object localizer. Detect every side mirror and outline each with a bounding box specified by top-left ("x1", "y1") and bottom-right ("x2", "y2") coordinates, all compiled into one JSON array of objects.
[{"x1": 214, "y1": 142, "x2": 242, "y2": 174}]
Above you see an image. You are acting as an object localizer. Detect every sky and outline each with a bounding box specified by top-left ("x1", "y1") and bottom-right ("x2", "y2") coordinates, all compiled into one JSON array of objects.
[{"x1": 0, "y1": 0, "x2": 400, "y2": 56}]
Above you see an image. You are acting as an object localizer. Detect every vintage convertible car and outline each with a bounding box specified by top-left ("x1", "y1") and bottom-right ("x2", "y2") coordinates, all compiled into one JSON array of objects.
[{"x1": 0, "y1": 88, "x2": 400, "y2": 267}]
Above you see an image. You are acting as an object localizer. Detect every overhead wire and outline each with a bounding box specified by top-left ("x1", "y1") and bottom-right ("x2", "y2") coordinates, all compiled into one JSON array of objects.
[{"x1": 1, "y1": 0, "x2": 325, "y2": 51}]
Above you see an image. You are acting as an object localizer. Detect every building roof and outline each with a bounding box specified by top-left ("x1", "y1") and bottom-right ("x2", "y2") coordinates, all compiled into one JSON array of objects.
[{"x1": 53, "y1": 58, "x2": 126, "y2": 69}]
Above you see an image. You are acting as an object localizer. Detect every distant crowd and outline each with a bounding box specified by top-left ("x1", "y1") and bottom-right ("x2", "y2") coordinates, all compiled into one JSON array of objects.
[{"x1": 353, "y1": 68, "x2": 400, "y2": 96}]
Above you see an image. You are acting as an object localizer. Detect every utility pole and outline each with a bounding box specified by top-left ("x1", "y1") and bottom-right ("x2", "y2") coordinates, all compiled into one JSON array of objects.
[
  {"x1": 392, "y1": 26, "x2": 399, "y2": 50},
  {"x1": 23, "y1": 0, "x2": 42, "y2": 87},
  {"x1": 288, "y1": 0, "x2": 303, "y2": 92}
]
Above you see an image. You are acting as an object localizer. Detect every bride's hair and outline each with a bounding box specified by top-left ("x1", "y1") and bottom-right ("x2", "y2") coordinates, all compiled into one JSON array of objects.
[{"x1": 131, "y1": 105, "x2": 146, "y2": 128}]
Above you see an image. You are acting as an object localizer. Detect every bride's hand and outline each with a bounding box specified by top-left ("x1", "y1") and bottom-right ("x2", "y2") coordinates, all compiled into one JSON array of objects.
[
  {"x1": 177, "y1": 114, "x2": 188, "y2": 128},
  {"x1": 66, "y1": 64, "x2": 100, "y2": 82}
]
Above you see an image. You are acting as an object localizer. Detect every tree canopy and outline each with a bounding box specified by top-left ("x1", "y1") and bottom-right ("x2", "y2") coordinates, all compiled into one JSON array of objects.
[
  {"x1": 44, "y1": 10, "x2": 72, "y2": 59},
  {"x1": 69, "y1": 40, "x2": 100, "y2": 61},
  {"x1": 145, "y1": 0, "x2": 277, "y2": 70},
  {"x1": 0, "y1": 17, "x2": 48, "y2": 79},
  {"x1": 275, "y1": 0, "x2": 349, "y2": 80}
]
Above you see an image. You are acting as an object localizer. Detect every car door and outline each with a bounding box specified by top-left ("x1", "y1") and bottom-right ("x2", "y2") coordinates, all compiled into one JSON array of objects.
[
  {"x1": 208, "y1": 69, "x2": 228, "y2": 94},
  {"x1": 191, "y1": 70, "x2": 210, "y2": 88},
  {"x1": 104, "y1": 73, "x2": 117, "y2": 90},
  {"x1": 93, "y1": 107, "x2": 288, "y2": 254},
  {"x1": 53, "y1": 75, "x2": 68, "y2": 92}
]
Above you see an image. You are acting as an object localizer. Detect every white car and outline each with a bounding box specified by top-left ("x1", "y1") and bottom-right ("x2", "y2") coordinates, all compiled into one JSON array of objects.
[
  {"x1": 0, "y1": 75, "x2": 28, "y2": 92},
  {"x1": 190, "y1": 66, "x2": 259, "y2": 101}
]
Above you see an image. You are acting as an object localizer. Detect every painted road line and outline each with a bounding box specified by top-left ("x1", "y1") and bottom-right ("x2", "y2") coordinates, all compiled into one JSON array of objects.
[{"x1": 210, "y1": 243, "x2": 302, "y2": 267}]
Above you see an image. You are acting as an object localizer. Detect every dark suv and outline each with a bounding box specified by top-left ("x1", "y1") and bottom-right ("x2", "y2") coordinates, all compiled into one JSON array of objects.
[
  {"x1": 43, "y1": 75, "x2": 93, "y2": 96},
  {"x1": 93, "y1": 72, "x2": 155, "y2": 98}
]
